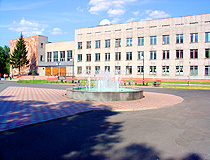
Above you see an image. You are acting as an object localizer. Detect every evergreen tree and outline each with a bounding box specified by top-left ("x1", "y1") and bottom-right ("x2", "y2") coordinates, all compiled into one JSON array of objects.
[
  {"x1": 10, "y1": 33, "x2": 29, "y2": 76},
  {"x1": 0, "y1": 45, "x2": 10, "y2": 77}
]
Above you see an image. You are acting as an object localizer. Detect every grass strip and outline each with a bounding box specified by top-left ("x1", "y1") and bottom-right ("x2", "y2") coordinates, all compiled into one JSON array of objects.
[
  {"x1": 17, "y1": 80, "x2": 48, "y2": 83},
  {"x1": 161, "y1": 85, "x2": 210, "y2": 90}
]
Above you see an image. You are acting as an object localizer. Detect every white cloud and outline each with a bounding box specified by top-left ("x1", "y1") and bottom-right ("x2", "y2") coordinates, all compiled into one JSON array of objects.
[
  {"x1": 133, "y1": 11, "x2": 140, "y2": 16},
  {"x1": 145, "y1": 9, "x2": 152, "y2": 14},
  {"x1": 148, "y1": 10, "x2": 171, "y2": 19},
  {"x1": 88, "y1": 0, "x2": 137, "y2": 17},
  {"x1": 111, "y1": 18, "x2": 120, "y2": 24},
  {"x1": 50, "y1": 28, "x2": 64, "y2": 35},
  {"x1": 9, "y1": 18, "x2": 48, "y2": 36},
  {"x1": 144, "y1": 10, "x2": 171, "y2": 20},
  {"x1": 107, "y1": 8, "x2": 125, "y2": 17},
  {"x1": 76, "y1": 7, "x2": 84, "y2": 12},
  {"x1": 0, "y1": 1, "x2": 52, "y2": 11},
  {"x1": 126, "y1": 17, "x2": 137, "y2": 22}
]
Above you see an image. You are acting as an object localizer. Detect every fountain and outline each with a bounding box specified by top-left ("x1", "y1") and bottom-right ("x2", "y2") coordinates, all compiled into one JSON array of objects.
[{"x1": 66, "y1": 70, "x2": 143, "y2": 101}]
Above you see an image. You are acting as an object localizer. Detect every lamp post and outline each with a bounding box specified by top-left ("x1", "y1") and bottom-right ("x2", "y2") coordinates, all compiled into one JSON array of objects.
[
  {"x1": 12, "y1": 65, "x2": 14, "y2": 78},
  {"x1": 141, "y1": 55, "x2": 145, "y2": 85},
  {"x1": 57, "y1": 61, "x2": 61, "y2": 79}
]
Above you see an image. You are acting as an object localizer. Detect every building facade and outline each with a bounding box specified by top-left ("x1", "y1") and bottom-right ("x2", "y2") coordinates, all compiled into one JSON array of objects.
[
  {"x1": 10, "y1": 35, "x2": 48, "y2": 75},
  {"x1": 38, "y1": 41, "x2": 74, "y2": 77},
  {"x1": 10, "y1": 13, "x2": 210, "y2": 81},
  {"x1": 74, "y1": 13, "x2": 210, "y2": 80}
]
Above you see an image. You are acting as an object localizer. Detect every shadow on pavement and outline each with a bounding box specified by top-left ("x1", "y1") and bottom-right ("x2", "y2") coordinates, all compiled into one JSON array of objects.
[
  {"x1": 0, "y1": 90, "x2": 204, "y2": 160},
  {"x1": 0, "y1": 110, "x2": 203, "y2": 160}
]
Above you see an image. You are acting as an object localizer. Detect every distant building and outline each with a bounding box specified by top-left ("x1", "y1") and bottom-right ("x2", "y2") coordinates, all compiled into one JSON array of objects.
[
  {"x1": 10, "y1": 13, "x2": 210, "y2": 81},
  {"x1": 38, "y1": 41, "x2": 74, "y2": 77},
  {"x1": 10, "y1": 35, "x2": 48, "y2": 75}
]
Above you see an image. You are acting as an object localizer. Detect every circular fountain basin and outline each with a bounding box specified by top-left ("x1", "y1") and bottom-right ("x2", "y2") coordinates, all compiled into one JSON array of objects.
[{"x1": 66, "y1": 87, "x2": 143, "y2": 101}]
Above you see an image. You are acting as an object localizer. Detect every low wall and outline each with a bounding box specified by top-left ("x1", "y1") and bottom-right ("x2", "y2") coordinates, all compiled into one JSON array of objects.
[{"x1": 66, "y1": 87, "x2": 144, "y2": 101}]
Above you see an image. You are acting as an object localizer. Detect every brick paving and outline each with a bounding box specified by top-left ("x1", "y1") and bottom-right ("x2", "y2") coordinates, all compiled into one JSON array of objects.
[{"x1": 0, "y1": 87, "x2": 183, "y2": 132}]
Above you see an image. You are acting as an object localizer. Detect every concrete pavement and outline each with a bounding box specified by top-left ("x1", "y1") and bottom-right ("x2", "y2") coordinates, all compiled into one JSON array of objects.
[{"x1": 0, "y1": 81, "x2": 210, "y2": 160}]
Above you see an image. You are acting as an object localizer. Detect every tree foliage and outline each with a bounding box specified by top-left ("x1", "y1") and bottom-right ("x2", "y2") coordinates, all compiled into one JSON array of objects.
[
  {"x1": 0, "y1": 45, "x2": 10, "y2": 76},
  {"x1": 10, "y1": 33, "x2": 29, "y2": 76}
]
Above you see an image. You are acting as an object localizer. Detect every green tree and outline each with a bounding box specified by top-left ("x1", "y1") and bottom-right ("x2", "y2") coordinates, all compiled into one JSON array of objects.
[
  {"x1": 10, "y1": 33, "x2": 29, "y2": 76},
  {"x1": 0, "y1": 45, "x2": 10, "y2": 77}
]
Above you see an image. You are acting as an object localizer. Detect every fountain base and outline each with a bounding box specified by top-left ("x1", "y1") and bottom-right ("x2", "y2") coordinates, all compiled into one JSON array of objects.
[{"x1": 66, "y1": 87, "x2": 143, "y2": 101}]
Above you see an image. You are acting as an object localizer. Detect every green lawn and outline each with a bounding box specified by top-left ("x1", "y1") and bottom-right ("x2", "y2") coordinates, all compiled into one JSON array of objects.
[
  {"x1": 17, "y1": 80, "x2": 58, "y2": 83},
  {"x1": 161, "y1": 85, "x2": 210, "y2": 90}
]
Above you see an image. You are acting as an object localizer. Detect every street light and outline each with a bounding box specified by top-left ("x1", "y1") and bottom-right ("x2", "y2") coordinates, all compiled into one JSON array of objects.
[
  {"x1": 141, "y1": 55, "x2": 145, "y2": 85},
  {"x1": 57, "y1": 61, "x2": 61, "y2": 79}
]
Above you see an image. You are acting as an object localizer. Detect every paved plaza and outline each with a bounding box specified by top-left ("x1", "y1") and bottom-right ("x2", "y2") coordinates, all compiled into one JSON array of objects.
[
  {"x1": 0, "y1": 81, "x2": 210, "y2": 160},
  {"x1": 0, "y1": 86, "x2": 183, "y2": 132}
]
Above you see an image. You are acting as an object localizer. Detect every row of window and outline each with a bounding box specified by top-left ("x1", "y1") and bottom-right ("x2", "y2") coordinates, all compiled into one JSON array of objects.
[
  {"x1": 77, "y1": 49, "x2": 210, "y2": 62},
  {"x1": 77, "y1": 32, "x2": 210, "y2": 49},
  {"x1": 77, "y1": 66, "x2": 210, "y2": 76},
  {"x1": 47, "y1": 50, "x2": 72, "y2": 62},
  {"x1": 78, "y1": 21, "x2": 210, "y2": 37}
]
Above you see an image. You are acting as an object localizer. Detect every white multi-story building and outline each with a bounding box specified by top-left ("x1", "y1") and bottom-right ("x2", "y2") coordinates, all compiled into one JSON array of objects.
[
  {"x1": 74, "y1": 13, "x2": 210, "y2": 80},
  {"x1": 11, "y1": 13, "x2": 210, "y2": 81}
]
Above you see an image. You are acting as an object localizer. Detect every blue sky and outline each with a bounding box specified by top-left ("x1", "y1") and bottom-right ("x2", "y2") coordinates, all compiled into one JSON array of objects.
[{"x1": 0, "y1": 0, "x2": 210, "y2": 47}]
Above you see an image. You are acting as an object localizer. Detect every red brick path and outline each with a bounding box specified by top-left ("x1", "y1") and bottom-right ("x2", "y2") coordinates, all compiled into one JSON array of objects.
[{"x1": 0, "y1": 87, "x2": 183, "y2": 132}]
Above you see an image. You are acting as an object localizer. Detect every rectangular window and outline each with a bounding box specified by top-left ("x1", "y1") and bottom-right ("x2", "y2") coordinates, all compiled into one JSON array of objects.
[
  {"x1": 115, "y1": 52, "x2": 121, "y2": 61},
  {"x1": 115, "y1": 38, "x2": 121, "y2": 47},
  {"x1": 41, "y1": 43, "x2": 44, "y2": 48},
  {"x1": 190, "y1": 66, "x2": 198, "y2": 75},
  {"x1": 95, "y1": 40, "x2": 101, "y2": 48},
  {"x1": 40, "y1": 55, "x2": 43, "y2": 61},
  {"x1": 176, "y1": 50, "x2": 183, "y2": 59},
  {"x1": 138, "y1": 51, "x2": 144, "y2": 60},
  {"x1": 105, "y1": 53, "x2": 110, "y2": 61},
  {"x1": 190, "y1": 49, "x2": 198, "y2": 59},
  {"x1": 137, "y1": 66, "x2": 144, "y2": 75},
  {"x1": 115, "y1": 66, "x2": 121, "y2": 75},
  {"x1": 176, "y1": 34, "x2": 183, "y2": 43},
  {"x1": 149, "y1": 66, "x2": 156, "y2": 75},
  {"x1": 150, "y1": 51, "x2": 157, "y2": 59},
  {"x1": 53, "y1": 51, "x2": 58, "y2": 62},
  {"x1": 126, "y1": 52, "x2": 132, "y2": 60},
  {"x1": 138, "y1": 37, "x2": 144, "y2": 46},
  {"x1": 105, "y1": 39, "x2": 110, "y2": 48},
  {"x1": 150, "y1": 36, "x2": 157, "y2": 45},
  {"x1": 47, "y1": 52, "x2": 52, "y2": 62},
  {"x1": 67, "y1": 50, "x2": 72, "y2": 61},
  {"x1": 78, "y1": 54, "x2": 82, "y2": 62},
  {"x1": 126, "y1": 66, "x2": 132, "y2": 75},
  {"x1": 86, "y1": 54, "x2": 91, "y2": 62},
  {"x1": 162, "y1": 66, "x2": 170, "y2": 75},
  {"x1": 163, "y1": 50, "x2": 170, "y2": 59},
  {"x1": 163, "y1": 35, "x2": 170, "y2": 44},
  {"x1": 205, "y1": 48, "x2": 210, "y2": 58},
  {"x1": 95, "y1": 53, "x2": 100, "y2": 61},
  {"x1": 86, "y1": 41, "x2": 91, "y2": 49},
  {"x1": 176, "y1": 66, "x2": 184, "y2": 75},
  {"x1": 205, "y1": 32, "x2": 210, "y2": 42},
  {"x1": 60, "y1": 51, "x2": 65, "y2": 61},
  {"x1": 105, "y1": 66, "x2": 110, "y2": 72},
  {"x1": 126, "y1": 38, "x2": 132, "y2": 46},
  {"x1": 78, "y1": 42, "x2": 82, "y2": 49},
  {"x1": 77, "y1": 66, "x2": 82, "y2": 74},
  {"x1": 190, "y1": 33, "x2": 198, "y2": 43},
  {"x1": 95, "y1": 66, "x2": 100, "y2": 74},
  {"x1": 86, "y1": 66, "x2": 91, "y2": 74},
  {"x1": 205, "y1": 66, "x2": 210, "y2": 75}
]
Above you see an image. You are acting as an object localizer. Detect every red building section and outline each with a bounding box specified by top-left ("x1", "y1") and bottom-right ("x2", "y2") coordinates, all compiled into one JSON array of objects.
[{"x1": 10, "y1": 35, "x2": 47, "y2": 76}]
